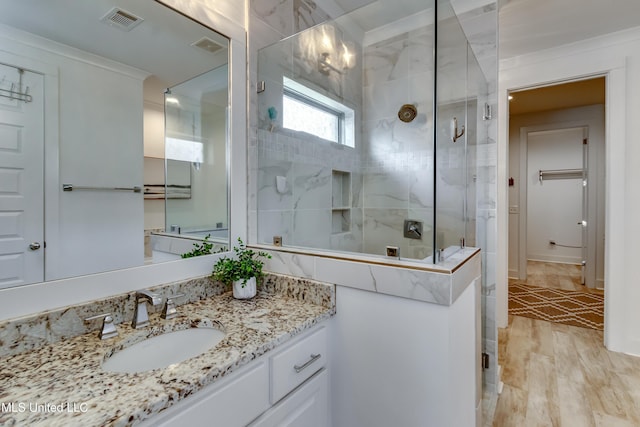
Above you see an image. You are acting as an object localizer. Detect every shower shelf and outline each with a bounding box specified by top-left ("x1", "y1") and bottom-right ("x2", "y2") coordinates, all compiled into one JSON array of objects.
[
  {"x1": 332, "y1": 209, "x2": 351, "y2": 234},
  {"x1": 331, "y1": 170, "x2": 351, "y2": 234}
]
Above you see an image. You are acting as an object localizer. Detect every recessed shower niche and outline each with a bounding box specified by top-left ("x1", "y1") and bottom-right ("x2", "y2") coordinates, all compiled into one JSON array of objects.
[{"x1": 331, "y1": 170, "x2": 351, "y2": 234}]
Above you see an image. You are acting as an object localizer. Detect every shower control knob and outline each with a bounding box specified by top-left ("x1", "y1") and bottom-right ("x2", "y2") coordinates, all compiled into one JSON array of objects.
[{"x1": 29, "y1": 242, "x2": 41, "y2": 251}]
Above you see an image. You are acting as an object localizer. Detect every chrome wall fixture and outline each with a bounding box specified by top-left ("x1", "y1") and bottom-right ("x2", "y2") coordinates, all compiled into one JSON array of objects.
[{"x1": 538, "y1": 169, "x2": 583, "y2": 183}]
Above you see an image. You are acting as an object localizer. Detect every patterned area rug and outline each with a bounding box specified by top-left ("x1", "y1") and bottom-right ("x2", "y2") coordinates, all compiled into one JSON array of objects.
[{"x1": 509, "y1": 283, "x2": 604, "y2": 330}]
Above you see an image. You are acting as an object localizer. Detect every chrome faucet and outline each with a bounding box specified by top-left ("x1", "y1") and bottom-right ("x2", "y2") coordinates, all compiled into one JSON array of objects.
[
  {"x1": 84, "y1": 313, "x2": 118, "y2": 340},
  {"x1": 132, "y1": 290, "x2": 162, "y2": 329},
  {"x1": 161, "y1": 293, "x2": 185, "y2": 320}
]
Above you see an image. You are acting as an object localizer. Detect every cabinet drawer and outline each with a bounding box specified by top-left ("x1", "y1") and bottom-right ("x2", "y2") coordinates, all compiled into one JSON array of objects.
[
  {"x1": 271, "y1": 327, "x2": 327, "y2": 403},
  {"x1": 142, "y1": 360, "x2": 270, "y2": 427},
  {"x1": 250, "y1": 369, "x2": 329, "y2": 427}
]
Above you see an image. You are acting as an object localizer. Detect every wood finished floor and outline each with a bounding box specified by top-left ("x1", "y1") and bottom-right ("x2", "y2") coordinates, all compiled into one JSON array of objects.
[
  {"x1": 492, "y1": 262, "x2": 640, "y2": 426},
  {"x1": 510, "y1": 260, "x2": 603, "y2": 294}
]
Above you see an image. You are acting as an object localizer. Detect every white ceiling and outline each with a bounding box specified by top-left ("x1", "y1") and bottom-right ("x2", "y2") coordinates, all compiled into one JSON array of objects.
[
  {"x1": 339, "y1": 0, "x2": 431, "y2": 34},
  {"x1": 0, "y1": 0, "x2": 229, "y2": 87},
  {"x1": 499, "y1": 0, "x2": 640, "y2": 58}
]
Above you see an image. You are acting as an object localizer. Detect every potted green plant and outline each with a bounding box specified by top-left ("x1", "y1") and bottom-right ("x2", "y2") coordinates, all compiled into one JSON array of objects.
[
  {"x1": 181, "y1": 234, "x2": 214, "y2": 258},
  {"x1": 211, "y1": 238, "x2": 271, "y2": 299}
]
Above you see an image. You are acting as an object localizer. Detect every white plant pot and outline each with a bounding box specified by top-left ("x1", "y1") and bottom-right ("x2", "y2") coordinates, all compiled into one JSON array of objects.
[{"x1": 232, "y1": 276, "x2": 257, "y2": 299}]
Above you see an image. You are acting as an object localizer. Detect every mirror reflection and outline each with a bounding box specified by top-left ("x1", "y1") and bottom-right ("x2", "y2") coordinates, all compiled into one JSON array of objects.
[{"x1": 0, "y1": 0, "x2": 230, "y2": 289}]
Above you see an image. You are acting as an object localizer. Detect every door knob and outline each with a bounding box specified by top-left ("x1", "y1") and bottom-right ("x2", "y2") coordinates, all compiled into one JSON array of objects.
[{"x1": 29, "y1": 242, "x2": 41, "y2": 250}]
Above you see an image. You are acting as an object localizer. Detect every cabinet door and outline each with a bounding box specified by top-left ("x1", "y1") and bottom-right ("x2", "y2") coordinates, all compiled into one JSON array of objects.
[{"x1": 250, "y1": 369, "x2": 329, "y2": 427}]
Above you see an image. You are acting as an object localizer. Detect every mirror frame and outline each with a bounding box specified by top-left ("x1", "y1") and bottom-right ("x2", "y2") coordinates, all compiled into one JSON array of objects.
[{"x1": 0, "y1": 1, "x2": 247, "y2": 321}]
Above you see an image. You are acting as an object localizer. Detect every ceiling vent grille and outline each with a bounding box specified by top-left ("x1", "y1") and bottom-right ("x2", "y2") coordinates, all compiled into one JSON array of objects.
[
  {"x1": 100, "y1": 8, "x2": 144, "y2": 32},
  {"x1": 191, "y1": 37, "x2": 225, "y2": 54}
]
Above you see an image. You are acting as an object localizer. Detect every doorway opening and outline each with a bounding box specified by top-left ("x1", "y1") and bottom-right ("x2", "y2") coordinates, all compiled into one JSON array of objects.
[{"x1": 507, "y1": 76, "x2": 606, "y2": 327}]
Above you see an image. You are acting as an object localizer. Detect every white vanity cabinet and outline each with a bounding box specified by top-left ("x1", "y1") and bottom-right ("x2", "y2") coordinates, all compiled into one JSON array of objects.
[
  {"x1": 141, "y1": 324, "x2": 329, "y2": 427},
  {"x1": 250, "y1": 327, "x2": 329, "y2": 427}
]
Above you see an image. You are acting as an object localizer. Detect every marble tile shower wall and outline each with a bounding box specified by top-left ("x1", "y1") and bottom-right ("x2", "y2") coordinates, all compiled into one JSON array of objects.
[
  {"x1": 248, "y1": 0, "x2": 499, "y2": 394},
  {"x1": 250, "y1": 0, "x2": 365, "y2": 253},
  {"x1": 256, "y1": 128, "x2": 363, "y2": 251},
  {"x1": 361, "y1": 24, "x2": 436, "y2": 259}
]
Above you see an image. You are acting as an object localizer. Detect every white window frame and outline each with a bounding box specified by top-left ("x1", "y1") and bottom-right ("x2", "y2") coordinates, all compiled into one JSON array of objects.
[{"x1": 282, "y1": 77, "x2": 354, "y2": 147}]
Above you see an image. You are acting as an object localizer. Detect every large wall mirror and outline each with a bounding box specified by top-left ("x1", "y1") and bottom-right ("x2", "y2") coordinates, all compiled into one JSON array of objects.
[{"x1": 0, "y1": 0, "x2": 231, "y2": 290}]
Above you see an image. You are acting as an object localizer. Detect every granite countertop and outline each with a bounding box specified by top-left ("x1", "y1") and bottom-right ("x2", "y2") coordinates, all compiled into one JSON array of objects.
[{"x1": 0, "y1": 277, "x2": 335, "y2": 427}]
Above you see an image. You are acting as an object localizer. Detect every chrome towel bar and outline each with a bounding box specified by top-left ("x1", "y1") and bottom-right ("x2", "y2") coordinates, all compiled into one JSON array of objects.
[
  {"x1": 63, "y1": 184, "x2": 142, "y2": 193},
  {"x1": 538, "y1": 169, "x2": 583, "y2": 183}
]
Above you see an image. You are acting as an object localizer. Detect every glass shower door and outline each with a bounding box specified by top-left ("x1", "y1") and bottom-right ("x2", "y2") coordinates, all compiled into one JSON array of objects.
[{"x1": 434, "y1": 0, "x2": 469, "y2": 261}]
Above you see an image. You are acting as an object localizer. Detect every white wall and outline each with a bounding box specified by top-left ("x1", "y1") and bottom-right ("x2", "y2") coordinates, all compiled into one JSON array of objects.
[
  {"x1": 498, "y1": 26, "x2": 640, "y2": 354},
  {"x1": 330, "y1": 280, "x2": 479, "y2": 427},
  {"x1": 0, "y1": 28, "x2": 146, "y2": 281}
]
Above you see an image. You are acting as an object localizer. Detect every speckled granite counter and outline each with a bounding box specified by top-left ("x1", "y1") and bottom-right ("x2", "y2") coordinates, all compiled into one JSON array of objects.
[{"x1": 0, "y1": 274, "x2": 335, "y2": 426}]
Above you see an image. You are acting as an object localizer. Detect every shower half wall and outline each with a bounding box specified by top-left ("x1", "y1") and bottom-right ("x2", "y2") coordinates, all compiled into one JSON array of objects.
[{"x1": 255, "y1": 0, "x2": 487, "y2": 263}]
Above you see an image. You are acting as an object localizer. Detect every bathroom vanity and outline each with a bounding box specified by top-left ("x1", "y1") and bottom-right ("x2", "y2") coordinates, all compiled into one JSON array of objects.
[
  {"x1": 0, "y1": 249, "x2": 481, "y2": 427},
  {"x1": 0, "y1": 274, "x2": 335, "y2": 426}
]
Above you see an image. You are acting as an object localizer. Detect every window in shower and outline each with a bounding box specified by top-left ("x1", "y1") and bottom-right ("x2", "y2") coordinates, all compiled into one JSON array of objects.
[{"x1": 282, "y1": 77, "x2": 354, "y2": 147}]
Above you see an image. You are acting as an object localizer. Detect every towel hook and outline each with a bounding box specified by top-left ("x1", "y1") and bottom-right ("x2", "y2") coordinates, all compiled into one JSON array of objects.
[{"x1": 452, "y1": 117, "x2": 465, "y2": 142}]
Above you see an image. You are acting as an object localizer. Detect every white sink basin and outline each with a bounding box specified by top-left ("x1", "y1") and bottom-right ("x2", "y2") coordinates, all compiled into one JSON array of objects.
[{"x1": 102, "y1": 327, "x2": 225, "y2": 374}]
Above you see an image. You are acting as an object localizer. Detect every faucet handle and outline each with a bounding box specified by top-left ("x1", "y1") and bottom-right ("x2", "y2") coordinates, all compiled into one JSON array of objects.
[
  {"x1": 84, "y1": 313, "x2": 118, "y2": 340},
  {"x1": 161, "y1": 293, "x2": 186, "y2": 320}
]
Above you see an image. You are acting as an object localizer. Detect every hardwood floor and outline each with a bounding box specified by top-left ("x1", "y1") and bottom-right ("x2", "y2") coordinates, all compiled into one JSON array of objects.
[
  {"x1": 493, "y1": 315, "x2": 640, "y2": 427},
  {"x1": 511, "y1": 260, "x2": 603, "y2": 294},
  {"x1": 492, "y1": 262, "x2": 640, "y2": 426}
]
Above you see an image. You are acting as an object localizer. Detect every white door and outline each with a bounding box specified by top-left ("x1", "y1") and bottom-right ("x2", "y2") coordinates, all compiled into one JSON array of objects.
[
  {"x1": 0, "y1": 63, "x2": 44, "y2": 288},
  {"x1": 524, "y1": 127, "x2": 585, "y2": 277}
]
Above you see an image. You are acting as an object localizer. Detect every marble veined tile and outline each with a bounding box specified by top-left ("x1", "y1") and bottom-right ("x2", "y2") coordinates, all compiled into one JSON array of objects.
[
  {"x1": 292, "y1": 163, "x2": 331, "y2": 210},
  {"x1": 258, "y1": 159, "x2": 293, "y2": 211},
  {"x1": 315, "y1": 257, "x2": 377, "y2": 292},
  {"x1": 362, "y1": 208, "x2": 408, "y2": 256},
  {"x1": 294, "y1": 0, "x2": 331, "y2": 33},
  {"x1": 372, "y1": 263, "x2": 451, "y2": 305},
  {"x1": 163, "y1": 0, "x2": 244, "y2": 29},
  {"x1": 263, "y1": 250, "x2": 315, "y2": 278},
  {"x1": 363, "y1": 170, "x2": 409, "y2": 208},
  {"x1": 409, "y1": 163, "x2": 435, "y2": 209},
  {"x1": 363, "y1": 78, "x2": 410, "y2": 122},
  {"x1": 408, "y1": 30, "x2": 435, "y2": 75},
  {"x1": 364, "y1": 37, "x2": 410, "y2": 86},
  {"x1": 257, "y1": 210, "x2": 293, "y2": 245},
  {"x1": 292, "y1": 209, "x2": 332, "y2": 249},
  {"x1": 251, "y1": 0, "x2": 294, "y2": 37}
]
